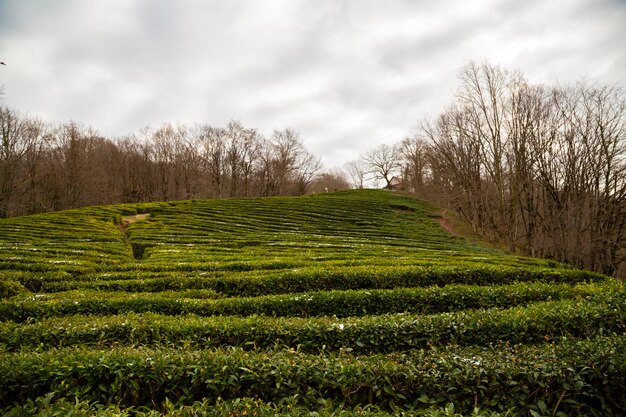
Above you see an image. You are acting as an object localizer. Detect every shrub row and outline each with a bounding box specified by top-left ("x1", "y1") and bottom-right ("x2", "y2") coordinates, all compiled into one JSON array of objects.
[
  {"x1": 14, "y1": 288, "x2": 224, "y2": 302},
  {"x1": 0, "y1": 395, "x2": 515, "y2": 417},
  {"x1": 7, "y1": 270, "x2": 225, "y2": 293},
  {"x1": 2, "y1": 271, "x2": 75, "y2": 293},
  {"x1": 0, "y1": 280, "x2": 27, "y2": 299},
  {"x1": 0, "y1": 336, "x2": 624, "y2": 415},
  {"x1": 207, "y1": 266, "x2": 606, "y2": 297},
  {"x1": 0, "y1": 281, "x2": 618, "y2": 322},
  {"x1": 32, "y1": 265, "x2": 608, "y2": 296},
  {"x1": 2, "y1": 294, "x2": 624, "y2": 352},
  {"x1": 0, "y1": 260, "x2": 96, "y2": 275},
  {"x1": 37, "y1": 275, "x2": 228, "y2": 293}
]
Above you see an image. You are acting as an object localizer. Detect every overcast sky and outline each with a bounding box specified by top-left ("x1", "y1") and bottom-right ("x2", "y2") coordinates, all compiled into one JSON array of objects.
[{"x1": 1, "y1": 0, "x2": 625, "y2": 169}]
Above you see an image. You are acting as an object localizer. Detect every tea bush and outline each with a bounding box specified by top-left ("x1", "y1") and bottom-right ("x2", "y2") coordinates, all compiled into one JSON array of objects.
[
  {"x1": 1, "y1": 293, "x2": 623, "y2": 352},
  {"x1": 0, "y1": 336, "x2": 624, "y2": 415},
  {"x1": 0, "y1": 281, "x2": 619, "y2": 322}
]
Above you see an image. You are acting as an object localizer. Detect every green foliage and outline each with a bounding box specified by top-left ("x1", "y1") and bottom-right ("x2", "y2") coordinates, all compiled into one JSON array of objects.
[
  {"x1": 26, "y1": 265, "x2": 605, "y2": 296},
  {"x1": 1, "y1": 272, "x2": 41, "y2": 300},
  {"x1": 1, "y1": 292, "x2": 624, "y2": 352},
  {"x1": 0, "y1": 190, "x2": 578, "y2": 278},
  {"x1": 1, "y1": 395, "x2": 515, "y2": 416},
  {"x1": 1, "y1": 281, "x2": 617, "y2": 322},
  {"x1": 0, "y1": 190, "x2": 623, "y2": 415},
  {"x1": 1, "y1": 396, "x2": 519, "y2": 417},
  {"x1": 0, "y1": 279, "x2": 26, "y2": 299},
  {"x1": 0, "y1": 336, "x2": 624, "y2": 415}
]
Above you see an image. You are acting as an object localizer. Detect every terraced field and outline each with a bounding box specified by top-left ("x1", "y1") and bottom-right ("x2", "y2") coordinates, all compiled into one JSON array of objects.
[{"x1": 0, "y1": 190, "x2": 623, "y2": 416}]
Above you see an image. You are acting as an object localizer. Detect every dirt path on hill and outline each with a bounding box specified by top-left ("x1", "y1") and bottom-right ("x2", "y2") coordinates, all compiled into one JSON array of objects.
[
  {"x1": 437, "y1": 210, "x2": 461, "y2": 237},
  {"x1": 124, "y1": 213, "x2": 150, "y2": 223},
  {"x1": 118, "y1": 213, "x2": 150, "y2": 233}
]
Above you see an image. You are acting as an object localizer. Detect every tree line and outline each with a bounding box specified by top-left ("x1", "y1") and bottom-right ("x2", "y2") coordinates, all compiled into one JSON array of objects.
[
  {"x1": 351, "y1": 63, "x2": 626, "y2": 277},
  {"x1": 0, "y1": 113, "x2": 350, "y2": 218}
]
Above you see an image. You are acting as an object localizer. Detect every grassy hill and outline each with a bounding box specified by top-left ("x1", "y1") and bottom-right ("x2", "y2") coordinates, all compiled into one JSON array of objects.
[{"x1": 0, "y1": 190, "x2": 623, "y2": 416}]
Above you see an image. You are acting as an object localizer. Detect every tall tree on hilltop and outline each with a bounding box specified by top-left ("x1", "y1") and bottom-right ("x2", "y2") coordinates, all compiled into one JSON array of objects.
[{"x1": 362, "y1": 143, "x2": 402, "y2": 189}]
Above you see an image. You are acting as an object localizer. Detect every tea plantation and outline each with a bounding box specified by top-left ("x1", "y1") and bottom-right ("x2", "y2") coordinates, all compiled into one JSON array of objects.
[{"x1": 0, "y1": 190, "x2": 623, "y2": 416}]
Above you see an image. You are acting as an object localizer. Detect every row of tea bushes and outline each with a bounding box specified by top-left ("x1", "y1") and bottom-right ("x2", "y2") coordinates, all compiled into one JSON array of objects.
[
  {"x1": 1, "y1": 336, "x2": 624, "y2": 415},
  {"x1": 2, "y1": 294, "x2": 624, "y2": 352},
  {"x1": 1, "y1": 281, "x2": 619, "y2": 322},
  {"x1": 22, "y1": 265, "x2": 606, "y2": 296},
  {"x1": 0, "y1": 395, "x2": 517, "y2": 417}
]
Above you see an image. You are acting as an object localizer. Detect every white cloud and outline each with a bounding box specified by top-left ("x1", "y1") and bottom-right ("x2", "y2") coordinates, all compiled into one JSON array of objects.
[{"x1": 0, "y1": 0, "x2": 624, "y2": 169}]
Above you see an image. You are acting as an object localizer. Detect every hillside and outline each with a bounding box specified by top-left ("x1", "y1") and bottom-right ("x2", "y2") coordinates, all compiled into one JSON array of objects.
[{"x1": 0, "y1": 190, "x2": 624, "y2": 416}]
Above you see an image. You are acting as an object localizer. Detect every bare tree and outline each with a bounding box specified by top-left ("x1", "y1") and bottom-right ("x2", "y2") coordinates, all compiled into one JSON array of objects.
[
  {"x1": 197, "y1": 125, "x2": 226, "y2": 198},
  {"x1": 149, "y1": 124, "x2": 177, "y2": 201},
  {"x1": 426, "y1": 105, "x2": 485, "y2": 233},
  {"x1": 344, "y1": 159, "x2": 367, "y2": 189},
  {"x1": 0, "y1": 106, "x2": 44, "y2": 217},
  {"x1": 399, "y1": 135, "x2": 429, "y2": 193},
  {"x1": 293, "y1": 151, "x2": 322, "y2": 195},
  {"x1": 222, "y1": 121, "x2": 262, "y2": 197},
  {"x1": 309, "y1": 169, "x2": 351, "y2": 193},
  {"x1": 362, "y1": 143, "x2": 402, "y2": 189},
  {"x1": 118, "y1": 135, "x2": 156, "y2": 203},
  {"x1": 238, "y1": 127, "x2": 263, "y2": 197},
  {"x1": 20, "y1": 118, "x2": 48, "y2": 214},
  {"x1": 269, "y1": 128, "x2": 301, "y2": 195}
]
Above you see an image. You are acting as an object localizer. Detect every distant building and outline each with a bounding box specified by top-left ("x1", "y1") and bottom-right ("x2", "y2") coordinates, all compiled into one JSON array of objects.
[{"x1": 386, "y1": 176, "x2": 403, "y2": 191}]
